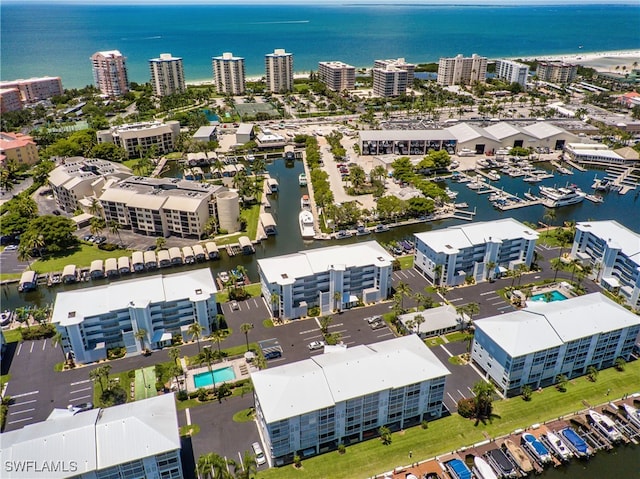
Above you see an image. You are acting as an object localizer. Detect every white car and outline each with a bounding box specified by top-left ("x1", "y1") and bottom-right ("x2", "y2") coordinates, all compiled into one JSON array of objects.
[
  {"x1": 230, "y1": 300, "x2": 239, "y2": 311},
  {"x1": 4, "y1": 245, "x2": 18, "y2": 251},
  {"x1": 252, "y1": 442, "x2": 266, "y2": 466},
  {"x1": 307, "y1": 340, "x2": 326, "y2": 351}
]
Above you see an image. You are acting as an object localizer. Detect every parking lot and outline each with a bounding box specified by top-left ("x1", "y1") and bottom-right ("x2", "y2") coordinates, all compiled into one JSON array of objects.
[{"x1": 0, "y1": 248, "x2": 33, "y2": 274}]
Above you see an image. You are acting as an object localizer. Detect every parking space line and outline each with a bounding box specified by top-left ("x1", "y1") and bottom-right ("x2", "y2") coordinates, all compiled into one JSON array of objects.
[
  {"x1": 42, "y1": 339, "x2": 47, "y2": 350},
  {"x1": 7, "y1": 417, "x2": 33, "y2": 425},
  {"x1": 448, "y1": 297, "x2": 463, "y2": 302},
  {"x1": 479, "y1": 291, "x2": 496, "y2": 296},
  {"x1": 253, "y1": 298, "x2": 259, "y2": 308},
  {"x1": 376, "y1": 332, "x2": 393, "y2": 338},
  {"x1": 11, "y1": 390, "x2": 39, "y2": 399},
  {"x1": 491, "y1": 301, "x2": 506, "y2": 306},
  {"x1": 484, "y1": 295, "x2": 500, "y2": 301},
  {"x1": 70, "y1": 387, "x2": 92, "y2": 395},
  {"x1": 9, "y1": 408, "x2": 35, "y2": 415},
  {"x1": 69, "y1": 395, "x2": 92, "y2": 403},
  {"x1": 29, "y1": 342, "x2": 34, "y2": 353},
  {"x1": 497, "y1": 305, "x2": 513, "y2": 311},
  {"x1": 457, "y1": 389, "x2": 468, "y2": 399},
  {"x1": 16, "y1": 343, "x2": 22, "y2": 356},
  {"x1": 70, "y1": 380, "x2": 91, "y2": 386},
  {"x1": 299, "y1": 328, "x2": 319, "y2": 335},
  {"x1": 13, "y1": 399, "x2": 36, "y2": 406}
]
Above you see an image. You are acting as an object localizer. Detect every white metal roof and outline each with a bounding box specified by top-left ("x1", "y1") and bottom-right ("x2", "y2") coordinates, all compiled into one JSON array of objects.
[
  {"x1": 521, "y1": 121, "x2": 567, "y2": 140},
  {"x1": 576, "y1": 220, "x2": 640, "y2": 264},
  {"x1": 258, "y1": 241, "x2": 393, "y2": 285},
  {"x1": 0, "y1": 395, "x2": 179, "y2": 479},
  {"x1": 484, "y1": 122, "x2": 530, "y2": 140},
  {"x1": 447, "y1": 122, "x2": 497, "y2": 143},
  {"x1": 52, "y1": 269, "x2": 216, "y2": 327},
  {"x1": 414, "y1": 218, "x2": 538, "y2": 254},
  {"x1": 399, "y1": 305, "x2": 460, "y2": 335},
  {"x1": 251, "y1": 335, "x2": 450, "y2": 424},
  {"x1": 475, "y1": 293, "x2": 640, "y2": 358}
]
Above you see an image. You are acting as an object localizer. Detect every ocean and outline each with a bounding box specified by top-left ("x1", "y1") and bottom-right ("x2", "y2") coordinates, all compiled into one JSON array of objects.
[{"x1": 2, "y1": 3, "x2": 640, "y2": 88}]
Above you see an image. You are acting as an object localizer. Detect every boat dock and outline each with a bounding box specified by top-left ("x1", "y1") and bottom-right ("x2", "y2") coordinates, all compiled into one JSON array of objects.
[
  {"x1": 563, "y1": 158, "x2": 587, "y2": 172},
  {"x1": 460, "y1": 172, "x2": 543, "y2": 211},
  {"x1": 598, "y1": 166, "x2": 638, "y2": 195}
]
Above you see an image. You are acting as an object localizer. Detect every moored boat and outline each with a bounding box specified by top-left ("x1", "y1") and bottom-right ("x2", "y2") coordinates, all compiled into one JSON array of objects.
[
  {"x1": 486, "y1": 448, "x2": 517, "y2": 478},
  {"x1": 356, "y1": 226, "x2": 370, "y2": 236},
  {"x1": 543, "y1": 431, "x2": 573, "y2": 462},
  {"x1": 473, "y1": 456, "x2": 498, "y2": 479},
  {"x1": 299, "y1": 210, "x2": 315, "y2": 239},
  {"x1": 622, "y1": 403, "x2": 640, "y2": 429},
  {"x1": 0, "y1": 310, "x2": 13, "y2": 326},
  {"x1": 335, "y1": 230, "x2": 353, "y2": 240},
  {"x1": 301, "y1": 194, "x2": 311, "y2": 210},
  {"x1": 298, "y1": 173, "x2": 307, "y2": 186},
  {"x1": 445, "y1": 458, "x2": 472, "y2": 479},
  {"x1": 560, "y1": 427, "x2": 591, "y2": 458},
  {"x1": 587, "y1": 409, "x2": 623, "y2": 442},
  {"x1": 374, "y1": 224, "x2": 390, "y2": 233},
  {"x1": 521, "y1": 433, "x2": 552, "y2": 464},
  {"x1": 504, "y1": 439, "x2": 534, "y2": 473},
  {"x1": 539, "y1": 185, "x2": 586, "y2": 207}
]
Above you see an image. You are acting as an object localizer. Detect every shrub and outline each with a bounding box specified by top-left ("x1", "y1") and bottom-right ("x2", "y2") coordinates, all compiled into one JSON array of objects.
[
  {"x1": 421, "y1": 420, "x2": 429, "y2": 430},
  {"x1": 457, "y1": 397, "x2": 476, "y2": 418},
  {"x1": 337, "y1": 443, "x2": 346, "y2": 454},
  {"x1": 197, "y1": 388, "x2": 209, "y2": 402},
  {"x1": 107, "y1": 347, "x2": 126, "y2": 360},
  {"x1": 176, "y1": 390, "x2": 188, "y2": 401},
  {"x1": 98, "y1": 243, "x2": 119, "y2": 251},
  {"x1": 155, "y1": 381, "x2": 164, "y2": 392},
  {"x1": 293, "y1": 454, "x2": 302, "y2": 468},
  {"x1": 21, "y1": 324, "x2": 55, "y2": 341}
]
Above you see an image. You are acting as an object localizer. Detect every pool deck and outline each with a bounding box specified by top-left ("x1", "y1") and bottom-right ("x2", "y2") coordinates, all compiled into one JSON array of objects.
[
  {"x1": 529, "y1": 283, "x2": 576, "y2": 302},
  {"x1": 185, "y1": 357, "x2": 255, "y2": 392}
]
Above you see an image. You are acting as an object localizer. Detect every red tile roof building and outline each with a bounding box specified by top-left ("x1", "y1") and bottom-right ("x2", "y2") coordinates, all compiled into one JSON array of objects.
[{"x1": 0, "y1": 132, "x2": 39, "y2": 166}]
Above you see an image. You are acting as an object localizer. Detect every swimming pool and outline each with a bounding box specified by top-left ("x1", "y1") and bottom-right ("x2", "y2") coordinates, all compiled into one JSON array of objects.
[
  {"x1": 530, "y1": 290, "x2": 568, "y2": 302},
  {"x1": 193, "y1": 366, "x2": 236, "y2": 388}
]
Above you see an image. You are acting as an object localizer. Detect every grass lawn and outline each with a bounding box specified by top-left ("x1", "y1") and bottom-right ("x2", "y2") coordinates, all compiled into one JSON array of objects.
[
  {"x1": 424, "y1": 336, "x2": 444, "y2": 348},
  {"x1": 33, "y1": 244, "x2": 131, "y2": 273},
  {"x1": 257, "y1": 361, "x2": 639, "y2": 479},
  {"x1": 93, "y1": 371, "x2": 132, "y2": 407},
  {"x1": 2, "y1": 329, "x2": 23, "y2": 343},
  {"x1": 233, "y1": 408, "x2": 255, "y2": 423},
  {"x1": 216, "y1": 283, "x2": 262, "y2": 304},
  {"x1": 180, "y1": 423, "x2": 201, "y2": 437},
  {"x1": 0, "y1": 272, "x2": 22, "y2": 282},
  {"x1": 240, "y1": 203, "x2": 261, "y2": 241},
  {"x1": 214, "y1": 233, "x2": 242, "y2": 246},
  {"x1": 397, "y1": 255, "x2": 414, "y2": 270},
  {"x1": 444, "y1": 331, "x2": 471, "y2": 343}
]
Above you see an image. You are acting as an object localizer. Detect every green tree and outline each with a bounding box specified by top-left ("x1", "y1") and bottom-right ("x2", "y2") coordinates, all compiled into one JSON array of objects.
[
  {"x1": 333, "y1": 291, "x2": 342, "y2": 313},
  {"x1": 472, "y1": 380, "x2": 496, "y2": 419},
  {"x1": 108, "y1": 220, "x2": 122, "y2": 245},
  {"x1": 232, "y1": 450, "x2": 257, "y2": 479},
  {"x1": 395, "y1": 281, "x2": 411, "y2": 311},
  {"x1": 587, "y1": 365, "x2": 599, "y2": 382},
  {"x1": 188, "y1": 321, "x2": 204, "y2": 353},
  {"x1": 89, "y1": 142, "x2": 126, "y2": 162},
  {"x1": 240, "y1": 322, "x2": 254, "y2": 352},
  {"x1": 156, "y1": 236, "x2": 166, "y2": 250},
  {"x1": 614, "y1": 357, "x2": 626, "y2": 371},
  {"x1": 135, "y1": 328, "x2": 148, "y2": 352},
  {"x1": 168, "y1": 347, "x2": 181, "y2": 366},
  {"x1": 197, "y1": 346, "x2": 217, "y2": 393},
  {"x1": 209, "y1": 328, "x2": 228, "y2": 358},
  {"x1": 555, "y1": 374, "x2": 569, "y2": 392},
  {"x1": 90, "y1": 216, "x2": 106, "y2": 237},
  {"x1": 521, "y1": 384, "x2": 533, "y2": 401},
  {"x1": 20, "y1": 215, "x2": 76, "y2": 254},
  {"x1": 378, "y1": 425, "x2": 392, "y2": 445}
]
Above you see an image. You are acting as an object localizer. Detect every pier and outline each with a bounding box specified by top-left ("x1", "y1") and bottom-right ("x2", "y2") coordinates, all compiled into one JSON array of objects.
[{"x1": 460, "y1": 172, "x2": 543, "y2": 211}]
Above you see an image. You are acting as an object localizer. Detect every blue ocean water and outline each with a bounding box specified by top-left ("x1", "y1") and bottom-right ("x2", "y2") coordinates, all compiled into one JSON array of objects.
[{"x1": 2, "y1": 4, "x2": 639, "y2": 88}]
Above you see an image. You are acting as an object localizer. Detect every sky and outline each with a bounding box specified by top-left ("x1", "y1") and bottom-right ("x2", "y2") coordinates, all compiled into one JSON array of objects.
[{"x1": 2, "y1": 0, "x2": 636, "y2": 4}]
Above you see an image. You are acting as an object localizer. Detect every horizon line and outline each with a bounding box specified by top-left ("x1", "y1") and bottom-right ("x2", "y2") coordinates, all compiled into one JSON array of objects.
[{"x1": 3, "y1": 0, "x2": 637, "y2": 5}]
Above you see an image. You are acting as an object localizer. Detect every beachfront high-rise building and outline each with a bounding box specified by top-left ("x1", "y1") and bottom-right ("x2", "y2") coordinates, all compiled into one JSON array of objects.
[
  {"x1": 0, "y1": 77, "x2": 63, "y2": 103},
  {"x1": 149, "y1": 53, "x2": 186, "y2": 97},
  {"x1": 495, "y1": 59, "x2": 530, "y2": 89},
  {"x1": 0, "y1": 88, "x2": 22, "y2": 113},
  {"x1": 212, "y1": 52, "x2": 246, "y2": 95},
  {"x1": 91, "y1": 50, "x2": 129, "y2": 97},
  {"x1": 265, "y1": 48, "x2": 293, "y2": 93},
  {"x1": 374, "y1": 58, "x2": 416, "y2": 84},
  {"x1": 372, "y1": 65, "x2": 409, "y2": 98},
  {"x1": 318, "y1": 61, "x2": 356, "y2": 92},
  {"x1": 536, "y1": 61, "x2": 578, "y2": 83},
  {"x1": 437, "y1": 54, "x2": 487, "y2": 86}
]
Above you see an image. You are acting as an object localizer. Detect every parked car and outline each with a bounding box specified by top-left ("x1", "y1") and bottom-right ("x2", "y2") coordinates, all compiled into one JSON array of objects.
[
  {"x1": 230, "y1": 300, "x2": 240, "y2": 311},
  {"x1": 94, "y1": 236, "x2": 107, "y2": 245},
  {"x1": 365, "y1": 315, "x2": 381, "y2": 324},
  {"x1": 82, "y1": 234, "x2": 94, "y2": 242},
  {"x1": 52, "y1": 210, "x2": 61, "y2": 216},
  {"x1": 307, "y1": 340, "x2": 326, "y2": 351},
  {"x1": 70, "y1": 402, "x2": 93, "y2": 414},
  {"x1": 252, "y1": 442, "x2": 266, "y2": 466},
  {"x1": 370, "y1": 320, "x2": 386, "y2": 330},
  {"x1": 4, "y1": 245, "x2": 18, "y2": 251}
]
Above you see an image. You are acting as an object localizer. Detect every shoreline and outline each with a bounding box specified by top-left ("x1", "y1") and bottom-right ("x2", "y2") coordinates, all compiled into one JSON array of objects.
[{"x1": 186, "y1": 48, "x2": 640, "y2": 86}]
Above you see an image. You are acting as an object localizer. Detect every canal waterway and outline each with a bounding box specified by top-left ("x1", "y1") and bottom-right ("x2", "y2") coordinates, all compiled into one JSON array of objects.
[
  {"x1": 539, "y1": 443, "x2": 639, "y2": 479},
  {"x1": 2, "y1": 160, "x2": 639, "y2": 311}
]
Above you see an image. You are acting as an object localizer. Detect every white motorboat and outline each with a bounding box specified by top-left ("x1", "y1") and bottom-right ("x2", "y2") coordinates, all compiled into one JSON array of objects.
[
  {"x1": 539, "y1": 185, "x2": 586, "y2": 207},
  {"x1": 521, "y1": 432, "x2": 553, "y2": 464},
  {"x1": 301, "y1": 194, "x2": 311, "y2": 210},
  {"x1": 299, "y1": 210, "x2": 315, "y2": 239},
  {"x1": 544, "y1": 431, "x2": 573, "y2": 462},
  {"x1": 486, "y1": 170, "x2": 501, "y2": 181},
  {"x1": 622, "y1": 403, "x2": 640, "y2": 429},
  {"x1": 298, "y1": 173, "x2": 307, "y2": 186},
  {"x1": 445, "y1": 187, "x2": 459, "y2": 199},
  {"x1": 587, "y1": 409, "x2": 624, "y2": 442},
  {"x1": 473, "y1": 456, "x2": 498, "y2": 479},
  {"x1": 374, "y1": 224, "x2": 389, "y2": 233}
]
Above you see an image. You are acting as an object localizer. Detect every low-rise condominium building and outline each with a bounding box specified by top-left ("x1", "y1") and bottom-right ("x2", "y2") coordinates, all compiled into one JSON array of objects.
[
  {"x1": 99, "y1": 176, "x2": 239, "y2": 239},
  {"x1": 413, "y1": 219, "x2": 538, "y2": 286},
  {"x1": 212, "y1": 52, "x2": 246, "y2": 95},
  {"x1": 471, "y1": 293, "x2": 640, "y2": 396},
  {"x1": 265, "y1": 49, "x2": 294, "y2": 93},
  {"x1": 0, "y1": 76, "x2": 63, "y2": 103},
  {"x1": 495, "y1": 59, "x2": 530, "y2": 89},
  {"x1": 149, "y1": 53, "x2": 186, "y2": 97},
  {"x1": 0, "y1": 132, "x2": 39, "y2": 166},
  {"x1": 48, "y1": 157, "x2": 132, "y2": 213},
  {"x1": 96, "y1": 120, "x2": 180, "y2": 158},
  {"x1": 91, "y1": 50, "x2": 129, "y2": 97},
  {"x1": 318, "y1": 61, "x2": 356, "y2": 91},
  {"x1": 252, "y1": 334, "x2": 450, "y2": 465},
  {"x1": 0, "y1": 394, "x2": 183, "y2": 479},
  {"x1": 51, "y1": 269, "x2": 217, "y2": 364},
  {"x1": 571, "y1": 220, "x2": 640, "y2": 309},
  {"x1": 258, "y1": 241, "x2": 393, "y2": 319},
  {"x1": 437, "y1": 54, "x2": 487, "y2": 86}
]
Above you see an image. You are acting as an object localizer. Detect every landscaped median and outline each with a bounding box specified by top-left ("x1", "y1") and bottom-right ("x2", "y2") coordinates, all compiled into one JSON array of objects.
[{"x1": 255, "y1": 360, "x2": 639, "y2": 479}]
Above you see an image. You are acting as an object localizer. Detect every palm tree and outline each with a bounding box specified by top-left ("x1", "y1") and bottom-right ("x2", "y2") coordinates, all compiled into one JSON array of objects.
[
  {"x1": 196, "y1": 452, "x2": 230, "y2": 479},
  {"x1": 209, "y1": 328, "x2": 228, "y2": 358},
  {"x1": 17, "y1": 246, "x2": 33, "y2": 269},
  {"x1": 542, "y1": 208, "x2": 556, "y2": 236},
  {"x1": 395, "y1": 281, "x2": 411, "y2": 311},
  {"x1": 188, "y1": 321, "x2": 204, "y2": 353},
  {"x1": 413, "y1": 314, "x2": 425, "y2": 335},
  {"x1": 378, "y1": 425, "x2": 392, "y2": 445},
  {"x1": 108, "y1": 220, "x2": 122, "y2": 245},
  {"x1": 333, "y1": 291, "x2": 342, "y2": 313},
  {"x1": 232, "y1": 450, "x2": 257, "y2": 479},
  {"x1": 240, "y1": 323, "x2": 254, "y2": 352},
  {"x1": 270, "y1": 291, "x2": 280, "y2": 317},
  {"x1": 587, "y1": 365, "x2": 599, "y2": 382},
  {"x1": 464, "y1": 302, "x2": 480, "y2": 326},
  {"x1": 485, "y1": 261, "x2": 496, "y2": 281},
  {"x1": 14, "y1": 306, "x2": 30, "y2": 330},
  {"x1": 135, "y1": 328, "x2": 147, "y2": 352},
  {"x1": 89, "y1": 368, "x2": 104, "y2": 396},
  {"x1": 156, "y1": 236, "x2": 166, "y2": 250},
  {"x1": 433, "y1": 264, "x2": 443, "y2": 285},
  {"x1": 413, "y1": 292, "x2": 433, "y2": 310},
  {"x1": 472, "y1": 380, "x2": 496, "y2": 419},
  {"x1": 90, "y1": 217, "x2": 106, "y2": 237},
  {"x1": 169, "y1": 346, "x2": 181, "y2": 366},
  {"x1": 555, "y1": 374, "x2": 569, "y2": 392},
  {"x1": 197, "y1": 346, "x2": 217, "y2": 393},
  {"x1": 52, "y1": 331, "x2": 67, "y2": 364},
  {"x1": 88, "y1": 197, "x2": 103, "y2": 218}
]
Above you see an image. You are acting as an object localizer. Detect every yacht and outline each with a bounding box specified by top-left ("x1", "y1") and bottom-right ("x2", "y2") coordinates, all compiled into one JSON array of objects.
[
  {"x1": 299, "y1": 210, "x2": 315, "y2": 239},
  {"x1": 356, "y1": 225, "x2": 370, "y2": 236},
  {"x1": 539, "y1": 185, "x2": 586, "y2": 207},
  {"x1": 543, "y1": 431, "x2": 573, "y2": 462},
  {"x1": 445, "y1": 187, "x2": 459, "y2": 199},
  {"x1": 622, "y1": 403, "x2": 640, "y2": 429},
  {"x1": 473, "y1": 456, "x2": 498, "y2": 479},
  {"x1": 587, "y1": 409, "x2": 624, "y2": 442},
  {"x1": 374, "y1": 224, "x2": 390, "y2": 233},
  {"x1": 504, "y1": 439, "x2": 534, "y2": 474},
  {"x1": 487, "y1": 170, "x2": 501, "y2": 181},
  {"x1": 335, "y1": 230, "x2": 353, "y2": 240},
  {"x1": 521, "y1": 433, "x2": 553, "y2": 464},
  {"x1": 301, "y1": 194, "x2": 311, "y2": 210},
  {"x1": 560, "y1": 427, "x2": 591, "y2": 458},
  {"x1": 298, "y1": 173, "x2": 307, "y2": 186}
]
